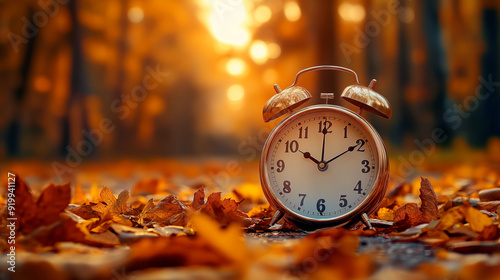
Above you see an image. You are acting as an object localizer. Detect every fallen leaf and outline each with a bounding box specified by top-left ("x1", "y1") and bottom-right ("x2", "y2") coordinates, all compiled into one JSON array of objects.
[
  {"x1": 192, "y1": 187, "x2": 205, "y2": 210},
  {"x1": 199, "y1": 192, "x2": 254, "y2": 227},
  {"x1": 152, "y1": 195, "x2": 189, "y2": 226},
  {"x1": 377, "y1": 207, "x2": 395, "y2": 221},
  {"x1": 436, "y1": 207, "x2": 464, "y2": 231},
  {"x1": 393, "y1": 178, "x2": 439, "y2": 230},
  {"x1": 100, "y1": 187, "x2": 130, "y2": 214},
  {"x1": 137, "y1": 198, "x2": 155, "y2": 226},
  {"x1": 460, "y1": 204, "x2": 493, "y2": 232},
  {"x1": 12, "y1": 177, "x2": 71, "y2": 234},
  {"x1": 393, "y1": 203, "x2": 421, "y2": 229},
  {"x1": 419, "y1": 177, "x2": 439, "y2": 222}
]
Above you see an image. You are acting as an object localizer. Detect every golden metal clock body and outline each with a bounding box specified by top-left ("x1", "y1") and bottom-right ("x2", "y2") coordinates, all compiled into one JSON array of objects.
[{"x1": 260, "y1": 105, "x2": 389, "y2": 230}]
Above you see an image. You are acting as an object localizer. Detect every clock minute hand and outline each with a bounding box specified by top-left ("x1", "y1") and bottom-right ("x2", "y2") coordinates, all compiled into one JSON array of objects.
[
  {"x1": 299, "y1": 150, "x2": 320, "y2": 164},
  {"x1": 320, "y1": 128, "x2": 327, "y2": 162},
  {"x1": 325, "y1": 144, "x2": 358, "y2": 164}
]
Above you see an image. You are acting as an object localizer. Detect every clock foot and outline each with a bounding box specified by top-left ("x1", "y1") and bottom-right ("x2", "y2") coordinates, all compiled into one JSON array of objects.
[
  {"x1": 270, "y1": 209, "x2": 285, "y2": 226},
  {"x1": 361, "y1": 213, "x2": 374, "y2": 231}
]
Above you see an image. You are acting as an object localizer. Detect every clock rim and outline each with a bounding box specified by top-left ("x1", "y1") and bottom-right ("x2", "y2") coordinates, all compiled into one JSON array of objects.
[{"x1": 259, "y1": 104, "x2": 389, "y2": 230}]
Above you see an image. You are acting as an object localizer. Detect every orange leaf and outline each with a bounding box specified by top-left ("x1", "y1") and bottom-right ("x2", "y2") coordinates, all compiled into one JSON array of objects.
[
  {"x1": 460, "y1": 204, "x2": 493, "y2": 232},
  {"x1": 99, "y1": 187, "x2": 129, "y2": 214},
  {"x1": 71, "y1": 184, "x2": 86, "y2": 205},
  {"x1": 377, "y1": 207, "x2": 395, "y2": 221},
  {"x1": 436, "y1": 207, "x2": 464, "y2": 231}
]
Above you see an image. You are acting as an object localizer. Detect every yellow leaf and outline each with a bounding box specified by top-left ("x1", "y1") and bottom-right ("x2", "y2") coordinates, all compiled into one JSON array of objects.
[
  {"x1": 460, "y1": 205, "x2": 493, "y2": 232},
  {"x1": 436, "y1": 207, "x2": 464, "y2": 231},
  {"x1": 377, "y1": 207, "x2": 395, "y2": 221}
]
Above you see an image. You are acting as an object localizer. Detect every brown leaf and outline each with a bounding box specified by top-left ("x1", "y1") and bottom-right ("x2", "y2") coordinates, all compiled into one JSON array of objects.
[
  {"x1": 138, "y1": 195, "x2": 188, "y2": 227},
  {"x1": 99, "y1": 187, "x2": 129, "y2": 214},
  {"x1": 393, "y1": 178, "x2": 439, "y2": 230},
  {"x1": 37, "y1": 183, "x2": 72, "y2": 226},
  {"x1": 13, "y1": 177, "x2": 37, "y2": 233},
  {"x1": 69, "y1": 203, "x2": 103, "y2": 220},
  {"x1": 393, "y1": 203, "x2": 422, "y2": 229},
  {"x1": 200, "y1": 192, "x2": 254, "y2": 227},
  {"x1": 192, "y1": 187, "x2": 205, "y2": 210},
  {"x1": 13, "y1": 177, "x2": 71, "y2": 234},
  {"x1": 22, "y1": 212, "x2": 88, "y2": 247},
  {"x1": 419, "y1": 177, "x2": 439, "y2": 222}
]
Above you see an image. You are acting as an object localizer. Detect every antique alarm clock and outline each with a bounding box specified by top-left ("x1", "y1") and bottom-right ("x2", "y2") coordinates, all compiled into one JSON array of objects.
[{"x1": 260, "y1": 65, "x2": 392, "y2": 230}]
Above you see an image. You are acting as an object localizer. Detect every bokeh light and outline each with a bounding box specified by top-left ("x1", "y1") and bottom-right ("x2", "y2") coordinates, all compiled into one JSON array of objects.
[
  {"x1": 128, "y1": 7, "x2": 144, "y2": 23},
  {"x1": 207, "y1": 0, "x2": 249, "y2": 46},
  {"x1": 227, "y1": 84, "x2": 245, "y2": 101},
  {"x1": 226, "y1": 58, "x2": 246, "y2": 76},
  {"x1": 338, "y1": 3, "x2": 365, "y2": 22},
  {"x1": 284, "y1": 1, "x2": 301, "y2": 22},
  {"x1": 254, "y1": 5, "x2": 272, "y2": 23},
  {"x1": 250, "y1": 40, "x2": 269, "y2": 64},
  {"x1": 267, "y1": 43, "x2": 281, "y2": 59}
]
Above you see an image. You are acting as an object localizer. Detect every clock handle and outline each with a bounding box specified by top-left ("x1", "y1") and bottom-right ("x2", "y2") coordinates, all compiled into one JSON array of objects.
[{"x1": 290, "y1": 65, "x2": 360, "y2": 87}]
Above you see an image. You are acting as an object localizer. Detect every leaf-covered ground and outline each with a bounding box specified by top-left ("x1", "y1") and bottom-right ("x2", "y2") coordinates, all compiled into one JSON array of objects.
[{"x1": 2, "y1": 158, "x2": 500, "y2": 280}]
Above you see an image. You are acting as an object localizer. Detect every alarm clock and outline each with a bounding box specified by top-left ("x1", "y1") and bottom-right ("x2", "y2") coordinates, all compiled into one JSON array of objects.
[{"x1": 259, "y1": 65, "x2": 392, "y2": 230}]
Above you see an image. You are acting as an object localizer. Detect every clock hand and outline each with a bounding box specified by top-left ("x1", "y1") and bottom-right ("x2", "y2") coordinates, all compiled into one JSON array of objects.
[
  {"x1": 320, "y1": 128, "x2": 327, "y2": 162},
  {"x1": 325, "y1": 144, "x2": 358, "y2": 164},
  {"x1": 299, "y1": 150, "x2": 320, "y2": 164}
]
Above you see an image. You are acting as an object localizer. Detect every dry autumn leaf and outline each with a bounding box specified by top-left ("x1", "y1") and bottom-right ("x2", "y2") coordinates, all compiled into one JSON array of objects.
[
  {"x1": 393, "y1": 177, "x2": 439, "y2": 230},
  {"x1": 419, "y1": 177, "x2": 439, "y2": 222},
  {"x1": 100, "y1": 187, "x2": 130, "y2": 214},
  {"x1": 11, "y1": 176, "x2": 71, "y2": 234}
]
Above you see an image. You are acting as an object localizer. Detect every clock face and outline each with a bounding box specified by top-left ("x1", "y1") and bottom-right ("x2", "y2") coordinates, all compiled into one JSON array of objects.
[{"x1": 262, "y1": 106, "x2": 382, "y2": 222}]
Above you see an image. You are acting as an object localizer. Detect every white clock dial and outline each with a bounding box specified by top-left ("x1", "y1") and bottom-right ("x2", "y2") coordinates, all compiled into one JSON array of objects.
[{"x1": 263, "y1": 107, "x2": 380, "y2": 221}]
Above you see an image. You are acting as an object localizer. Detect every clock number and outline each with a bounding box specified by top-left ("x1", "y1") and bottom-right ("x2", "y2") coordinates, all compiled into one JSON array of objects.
[
  {"x1": 318, "y1": 120, "x2": 332, "y2": 133},
  {"x1": 316, "y1": 199, "x2": 326, "y2": 213},
  {"x1": 298, "y1": 126, "x2": 309, "y2": 139},
  {"x1": 283, "y1": 180, "x2": 291, "y2": 193},
  {"x1": 285, "y1": 140, "x2": 299, "y2": 153},
  {"x1": 353, "y1": 180, "x2": 362, "y2": 194},
  {"x1": 361, "y1": 160, "x2": 370, "y2": 173},
  {"x1": 298, "y1": 193, "x2": 306, "y2": 206},
  {"x1": 339, "y1": 195, "x2": 348, "y2": 207},
  {"x1": 343, "y1": 126, "x2": 348, "y2": 138},
  {"x1": 276, "y1": 160, "x2": 285, "y2": 172},
  {"x1": 356, "y1": 139, "x2": 365, "y2": 152}
]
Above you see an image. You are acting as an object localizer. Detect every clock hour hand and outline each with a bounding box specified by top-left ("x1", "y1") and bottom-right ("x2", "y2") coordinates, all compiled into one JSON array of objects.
[
  {"x1": 325, "y1": 144, "x2": 358, "y2": 164},
  {"x1": 299, "y1": 150, "x2": 320, "y2": 164}
]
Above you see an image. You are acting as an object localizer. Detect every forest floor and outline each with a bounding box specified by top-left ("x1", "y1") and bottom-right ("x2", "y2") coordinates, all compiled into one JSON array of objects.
[{"x1": 1, "y1": 153, "x2": 500, "y2": 280}]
